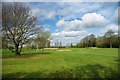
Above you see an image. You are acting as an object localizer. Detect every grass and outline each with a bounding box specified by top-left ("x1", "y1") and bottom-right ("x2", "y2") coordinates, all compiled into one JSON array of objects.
[{"x1": 2, "y1": 48, "x2": 119, "y2": 78}]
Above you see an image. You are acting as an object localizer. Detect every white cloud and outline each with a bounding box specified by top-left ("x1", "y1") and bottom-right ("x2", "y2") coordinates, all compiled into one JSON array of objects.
[
  {"x1": 56, "y1": 13, "x2": 108, "y2": 32},
  {"x1": 55, "y1": 29, "x2": 59, "y2": 32},
  {"x1": 56, "y1": 3, "x2": 102, "y2": 20},
  {"x1": 100, "y1": 24, "x2": 118, "y2": 35},
  {"x1": 31, "y1": 8, "x2": 56, "y2": 19},
  {"x1": 30, "y1": 3, "x2": 105, "y2": 21},
  {"x1": 51, "y1": 30, "x2": 88, "y2": 45},
  {"x1": 46, "y1": 11, "x2": 55, "y2": 19},
  {"x1": 44, "y1": 27, "x2": 50, "y2": 31},
  {"x1": 3, "y1": 0, "x2": 119, "y2": 2},
  {"x1": 56, "y1": 19, "x2": 82, "y2": 31},
  {"x1": 54, "y1": 13, "x2": 108, "y2": 45},
  {"x1": 31, "y1": 8, "x2": 40, "y2": 16},
  {"x1": 52, "y1": 30, "x2": 87, "y2": 37},
  {"x1": 43, "y1": 24, "x2": 50, "y2": 31},
  {"x1": 81, "y1": 13, "x2": 108, "y2": 28},
  {"x1": 114, "y1": 6, "x2": 120, "y2": 24},
  {"x1": 30, "y1": 3, "x2": 115, "y2": 21}
]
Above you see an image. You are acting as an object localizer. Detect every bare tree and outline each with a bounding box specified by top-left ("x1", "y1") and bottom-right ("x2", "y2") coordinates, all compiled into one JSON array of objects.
[
  {"x1": 89, "y1": 34, "x2": 96, "y2": 47},
  {"x1": 2, "y1": 2, "x2": 39, "y2": 55},
  {"x1": 35, "y1": 31, "x2": 51, "y2": 51},
  {"x1": 104, "y1": 29, "x2": 115, "y2": 48}
]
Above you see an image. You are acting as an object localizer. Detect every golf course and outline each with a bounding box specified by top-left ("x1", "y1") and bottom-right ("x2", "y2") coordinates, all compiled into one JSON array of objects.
[
  {"x1": 2, "y1": 48, "x2": 118, "y2": 78},
  {"x1": 1, "y1": 1, "x2": 119, "y2": 79}
]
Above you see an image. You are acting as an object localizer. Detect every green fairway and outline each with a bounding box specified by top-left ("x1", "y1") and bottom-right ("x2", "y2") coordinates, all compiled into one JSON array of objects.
[{"x1": 2, "y1": 48, "x2": 118, "y2": 78}]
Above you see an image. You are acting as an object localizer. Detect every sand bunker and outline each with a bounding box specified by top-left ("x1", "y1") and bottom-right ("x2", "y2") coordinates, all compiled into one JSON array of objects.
[
  {"x1": 91, "y1": 47, "x2": 99, "y2": 49},
  {"x1": 44, "y1": 48, "x2": 58, "y2": 50},
  {"x1": 56, "y1": 49, "x2": 71, "y2": 52}
]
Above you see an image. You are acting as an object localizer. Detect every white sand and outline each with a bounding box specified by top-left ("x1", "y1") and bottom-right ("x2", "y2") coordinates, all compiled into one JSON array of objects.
[
  {"x1": 43, "y1": 48, "x2": 58, "y2": 50},
  {"x1": 56, "y1": 49, "x2": 71, "y2": 52}
]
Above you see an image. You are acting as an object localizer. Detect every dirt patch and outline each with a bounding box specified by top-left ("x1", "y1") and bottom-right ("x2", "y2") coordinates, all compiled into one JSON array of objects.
[
  {"x1": 91, "y1": 47, "x2": 99, "y2": 49},
  {"x1": 56, "y1": 49, "x2": 71, "y2": 52},
  {"x1": 43, "y1": 48, "x2": 58, "y2": 50}
]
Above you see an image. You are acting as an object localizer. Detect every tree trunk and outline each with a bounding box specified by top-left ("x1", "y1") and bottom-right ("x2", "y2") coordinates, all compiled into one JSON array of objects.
[
  {"x1": 110, "y1": 42, "x2": 112, "y2": 48},
  {"x1": 15, "y1": 45, "x2": 20, "y2": 55},
  {"x1": 16, "y1": 51, "x2": 20, "y2": 55},
  {"x1": 91, "y1": 43, "x2": 92, "y2": 47},
  {"x1": 36, "y1": 45, "x2": 38, "y2": 52}
]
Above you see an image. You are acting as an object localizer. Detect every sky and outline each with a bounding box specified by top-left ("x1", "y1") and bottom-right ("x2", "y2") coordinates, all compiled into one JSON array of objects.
[
  {"x1": 3, "y1": 0, "x2": 119, "y2": 2},
  {"x1": 3, "y1": 1, "x2": 119, "y2": 46},
  {"x1": 27, "y1": 2, "x2": 119, "y2": 46}
]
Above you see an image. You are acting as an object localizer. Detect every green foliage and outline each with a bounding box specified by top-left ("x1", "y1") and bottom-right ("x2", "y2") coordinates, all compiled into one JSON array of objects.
[
  {"x1": 76, "y1": 34, "x2": 96, "y2": 48},
  {"x1": 35, "y1": 31, "x2": 51, "y2": 49},
  {"x1": 96, "y1": 37, "x2": 105, "y2": 48},
  {"x1": 76, "y1": 30, "x2": 119, "y2": 48}
]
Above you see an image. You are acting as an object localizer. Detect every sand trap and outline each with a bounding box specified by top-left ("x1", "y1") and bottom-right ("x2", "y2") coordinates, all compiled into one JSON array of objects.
[
  {"x1": 91, "y1": 47, "x2": 99, "y2": 49},
  {"x1": 43, "y1": 48, "x2": 58, "y2": 50},
  {"x1": 56, "y1": 49, "x2": 71, "y2": 52}
]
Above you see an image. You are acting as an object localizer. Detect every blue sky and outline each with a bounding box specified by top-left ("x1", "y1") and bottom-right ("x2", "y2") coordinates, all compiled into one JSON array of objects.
[
  {"x1": 27, "y1": 2, "x2": 119, "y2": 46},
  {"x1": 3, "y1": 0, "x2": 119, "y2": 46},
  {"x1": 3, "y1": 2, "x2": 112, "y2": 45}
]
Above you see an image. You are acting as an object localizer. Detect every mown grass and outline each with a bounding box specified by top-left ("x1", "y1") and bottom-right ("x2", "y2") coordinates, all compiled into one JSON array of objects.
[{"x1": 2, "y1": 48, "x2": 119, "y2": 78}]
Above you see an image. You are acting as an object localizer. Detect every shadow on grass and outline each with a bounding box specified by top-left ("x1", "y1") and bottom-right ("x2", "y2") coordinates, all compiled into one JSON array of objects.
[
  {"x1": 2, "y1": 72, "x2": 43, "y2": 78},
  {"x1": 48, "y1": 64, "x2": 118, "y2": 78},
  {"x1": 2, "y1": 51, "x2": 51, "y2": 58},
  {"x1": 2, "y1": 64, "x2": 119, "y2": 79}
]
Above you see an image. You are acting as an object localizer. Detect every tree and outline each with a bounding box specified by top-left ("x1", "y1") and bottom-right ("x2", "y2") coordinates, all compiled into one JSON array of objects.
[
  {"x1": 71, "y1": 43, "x2": 73, "y2": 48},
  {"x1": 2, "y1": 31, "x2": 8, "y2": 49},
  {"x1": 112, "y1": 35, "x2": 119, "y2": 48},
  {"x1": 104, "y1": 29, "x2": 115, "y2": 48},
  {"x1": 2, "y1": 36, "x2": 8, "y2": 49},
  {"x1": 35, "y1": 31, "x2": 51, "y2": 50},
  {"x1": 0, "y1": 32, "x2": 2, "y2": 49},
  {"x1": 0, "y1": 2, "x2": 1, "y2": 49},
  {"x1": 76, "y1": 30, "x2": 118, "y2": 48},
  {"x1": 2, "y1": 3, "x2": 39, "y2": 55},
  {"x1": 60, "y1": 41, "x2": 62, "y2": 47},
  {"x1": 54, "y1": 40, "x2": 60, "y2": 47},
  {"x1": 78, "y1": 34, "x2": 96, "y2": 48},
  {"x1": 96, "y1": 36, "x2": 105, "y2": 48},
  {"x1": 88, "y1": 34, "x2": 96, "y2": 47}
]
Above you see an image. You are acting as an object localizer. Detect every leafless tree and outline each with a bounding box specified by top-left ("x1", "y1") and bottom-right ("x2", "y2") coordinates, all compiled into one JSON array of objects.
[
  {"x1": 2, "y1": 2, "x2": 40, "y2": 55},
  {"x1": 104, "y1": 29, "x2": 115, "y2": 48}
]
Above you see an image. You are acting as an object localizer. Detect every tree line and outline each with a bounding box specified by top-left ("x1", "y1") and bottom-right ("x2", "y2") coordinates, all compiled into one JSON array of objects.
[{"x1": 76, "y1": 30, "x2": 119, "y2": 48}]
